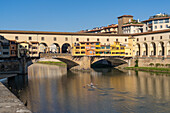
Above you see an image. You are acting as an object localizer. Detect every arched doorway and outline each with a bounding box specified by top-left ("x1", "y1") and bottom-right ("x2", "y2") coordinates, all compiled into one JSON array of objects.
[
  {"x1": 158, "y1": 42, "x2": 164, "y2": 56},
  {"x1": 142, "y1": 43, "x2": 148, "y2": 56},
  {"x1": 150, "y1": 42, "x2": 156, "y2": 56},
  {"x1": 49, "y1": 43, "x2": 60, "y2": 53},
  {"x1": 135, "y1": 43, "x2": 140, "y2": 56},
  {"x1": 61, "y1": 43, "x2": 71, "y2": 53},
  {"x1": 39, "y1": 43, "x2": 48, "y2": 53}
]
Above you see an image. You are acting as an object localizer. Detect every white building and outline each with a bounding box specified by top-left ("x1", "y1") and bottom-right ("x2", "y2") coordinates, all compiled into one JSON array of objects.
[{"x1": 143, "y1": 13, "x2": 170, "y2": 32}]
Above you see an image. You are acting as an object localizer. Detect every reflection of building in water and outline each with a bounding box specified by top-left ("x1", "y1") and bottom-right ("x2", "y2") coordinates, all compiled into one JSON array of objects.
[{"x1": 17, "y1": 66, "x2": 170, "y2": 112}]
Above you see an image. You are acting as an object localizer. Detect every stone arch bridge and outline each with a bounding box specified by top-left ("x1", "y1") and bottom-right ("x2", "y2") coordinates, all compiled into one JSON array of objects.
[{"x1": 50, "y1": 54, "x2": 132, "y2": 70}]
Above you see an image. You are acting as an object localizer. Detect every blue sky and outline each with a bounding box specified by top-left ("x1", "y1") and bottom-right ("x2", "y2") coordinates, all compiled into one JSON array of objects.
[{"x1": 0, "y1": 0, "x2": 170, "y2": 32}]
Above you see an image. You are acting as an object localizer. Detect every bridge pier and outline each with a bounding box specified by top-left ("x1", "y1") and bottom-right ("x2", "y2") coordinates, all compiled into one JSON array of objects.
[{"x1": 79, "y1": 56, "x2": 91, "y2": 70}]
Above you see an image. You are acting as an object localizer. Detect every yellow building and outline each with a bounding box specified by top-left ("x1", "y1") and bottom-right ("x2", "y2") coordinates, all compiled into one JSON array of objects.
[{"x1": 72, "y1": 41, "x2": 126, "y2": 57}]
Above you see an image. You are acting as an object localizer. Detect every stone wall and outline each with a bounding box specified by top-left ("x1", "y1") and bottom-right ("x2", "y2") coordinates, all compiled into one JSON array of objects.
[
  {"x1": 0, "y1": 60, "x2": 20, "y2": 73},
  {"x1": 131, "y1": 58, "x2": 170, "y2": 67}
]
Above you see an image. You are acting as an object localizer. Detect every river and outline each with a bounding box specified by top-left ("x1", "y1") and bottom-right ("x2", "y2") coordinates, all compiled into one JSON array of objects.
[{"x1": 5, "y1": 64, "x2": 170, "y2": 113}]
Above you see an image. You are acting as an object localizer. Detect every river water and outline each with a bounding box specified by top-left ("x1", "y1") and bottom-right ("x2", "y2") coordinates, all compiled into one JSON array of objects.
[{"x1": 6, "y1": 64, "x2": 170, "y2": 113}]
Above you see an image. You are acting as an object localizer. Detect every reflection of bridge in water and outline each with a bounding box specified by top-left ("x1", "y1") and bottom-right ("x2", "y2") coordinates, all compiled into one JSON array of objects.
[{"x1": 41, "y1": 53, "x2": 132, "y2": 70}]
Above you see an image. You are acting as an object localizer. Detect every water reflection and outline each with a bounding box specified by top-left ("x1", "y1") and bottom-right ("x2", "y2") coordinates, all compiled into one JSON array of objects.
[{"x1": 5, "y1": 64, "x2": 170, "y2": 113}]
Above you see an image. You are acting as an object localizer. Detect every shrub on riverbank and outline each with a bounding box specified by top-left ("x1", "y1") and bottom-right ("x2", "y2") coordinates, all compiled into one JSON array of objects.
[{"x1": 124, "y1": 67, "x2": 170, "y2": 73}]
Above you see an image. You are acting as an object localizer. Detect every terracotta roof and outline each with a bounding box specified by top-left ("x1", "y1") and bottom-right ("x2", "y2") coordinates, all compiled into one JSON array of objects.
[
  {"x1": 9, "y1": 40, "x2": 17, "y2": 42},
  {"x1": 122, "y1": 24, "x2": 144, "y2": 27},
  {"x1": 103, "y1": 25, "x2": 118, "y2": 29},
  {"x1": 142, "y1": 17, "x2": 170, "y2": 22},
  {"x1": 118, "y1": 15, "x2": 133, "y2": 18},
  {"x1": 132, "y1": 29, "x2": 170, "y2": 36},
  {"x1": 0, "y1": 30, "x2": 129, "y2": 36}
]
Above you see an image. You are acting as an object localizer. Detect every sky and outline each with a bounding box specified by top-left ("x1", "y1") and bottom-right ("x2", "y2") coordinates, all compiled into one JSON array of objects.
[{"x1": 0, "y1": 0, "x2": 170, "y2": 32}]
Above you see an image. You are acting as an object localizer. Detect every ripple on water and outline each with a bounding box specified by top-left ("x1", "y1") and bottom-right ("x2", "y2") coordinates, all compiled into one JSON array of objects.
[
  {"x1": 99, "y1": 93, "x2": 109, "y2": 96},
  {"x1": 97, "y1": 88, "x2": 114, "y2": 91},
  {"x1": 88, "y1": 88, "x2": 95, "y2": 91},
  {"x1": 134, "y1": 96, "x2": 146, "y2": 100}
]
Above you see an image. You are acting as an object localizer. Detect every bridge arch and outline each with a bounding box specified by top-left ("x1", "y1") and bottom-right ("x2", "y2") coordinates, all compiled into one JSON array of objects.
[
  {"x1": 150, "y1": 42, "x2": 156, "y2": 56},
  {"x1": 39, "y1": 43, "x2": 48, "y2": 53},
  {"x1": 49, "y1": 43, "x2": 60, "y2": 53},
  {"x1": 91, "y1": 57, "x2": 128, "y2": 67},
  {"x1": 61, "y1": 43, "x2": 71, "y2": 53}
]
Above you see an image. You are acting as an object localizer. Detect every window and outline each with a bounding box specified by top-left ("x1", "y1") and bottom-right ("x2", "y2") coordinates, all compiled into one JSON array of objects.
[
  {"x1": 41, "y1": 37, "x2": 44, "y2": 41},
  {"x1": 96, "y1": 47, "x2": 100, "y2": 49},
  {"x1": 155, "y1": 26, "x2": 157, "y2": 29},
  {"x1": 32, "y1": 47, "x2": 37, "y2": 49},
  {"x1": 65, "y1": 37, "x2": 68, "y2": 41},
  {"x1": 160, "y1": 25, "x2": 163, "y2": 28},
  {"x1": 116, "y1": 47, "x2": 119, "y2": 50},
  {"x1": 165, "y1": 19, "x2": 169, "y2": 23},
  {"x1": 91, "y1": 47, "x2": 95, "y2": 49},
  {"x1": 121, "y1": 47, "x2": 124, "y2": 49},
  {"x1": 3, "y1": 52, "x2": 9, "y2": 55},
  {"x1": 11, "y1": 41, "x2": 16, "y2": 44},
  {"x1": 160, "y1": 36, "x2": 162, "y2": 39},
  {"x1": 81, "y1": 52, "x2": 85, "y2": 54},
  {"x1": 152, "y1": 37, "x2": 154, "y2": 40},
  {"x1": 137, "y1": 38, "x2": 139, "y2": 41},
  {"x1": 15, "y1": 36, "x2": 18, "y2": 40},
  {"x1": 81, "y1": 47, "x2": 85, "y2": 49},
  {"x1": 86, "y1": 43, "x2": 89, "y2": 45},
  {"x1": 29, "y1": 37, "x2": 32, "y2": 40},
  {"x1": 166, "y1": 25, "x2": 169, "y2": 28},
  {"x1": 146, "y1": 27, "x2": 148, "y2": 31},
  {"x1": 101, "y1": 47, "x2": 105, "y2": 49},
  {"x1": 76, "y1": 47, "x2": 80, "y2": 49},
  {"x1": 96, "y1": 43, "x2": 99, "y2": 45},
  {"x1": 107, "y1": 38, "x2": 109, "y2": 42},
  {"x1": 116, "y1": 39, "x2": 118, "y2": 42},
  {"x1": 76, "y1": 38, "x2": 79, "y2": 41},
  {"x1": 159, "y1": 19, "x2": 163, "y2": 23},
  {"x1": 106, "y1": 46, "x2": 110, "y2": 49},
  {"x1": 125, "y1": 39, "x2": 127, "y2": 42},
  {"x1": 75, "y1": 52, "x2": 80, "y2": 54},
  {"x1": 97, "y1": 38, "x2": 99, "y2": 41},
  {"x1": 87, "y1": 38, "x2": 89, "y2": 41},
  {"x1": 154, "y1": 20, "x2": 158, "y2": 24},
  {"x1": 54, "y1": 37, "x2": 56, "y2": 41},
  {"x1": 144, "y1": 37, "x2": 146, "y2": 41},
  {"x1": 3, "y1": 46, "x2": 9, "y2": 49}
]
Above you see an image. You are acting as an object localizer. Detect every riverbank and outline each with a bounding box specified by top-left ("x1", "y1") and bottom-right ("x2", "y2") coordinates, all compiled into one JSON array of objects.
[
  {"x1": 124, "y1": 67, "x2": 170, "y2": 74},
  {"x1": 0, "y1": 82, "x2": 31, "y2": 113},
  {"x1": 36, "y1": 61, "x2": 66, "y2": 66}
]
